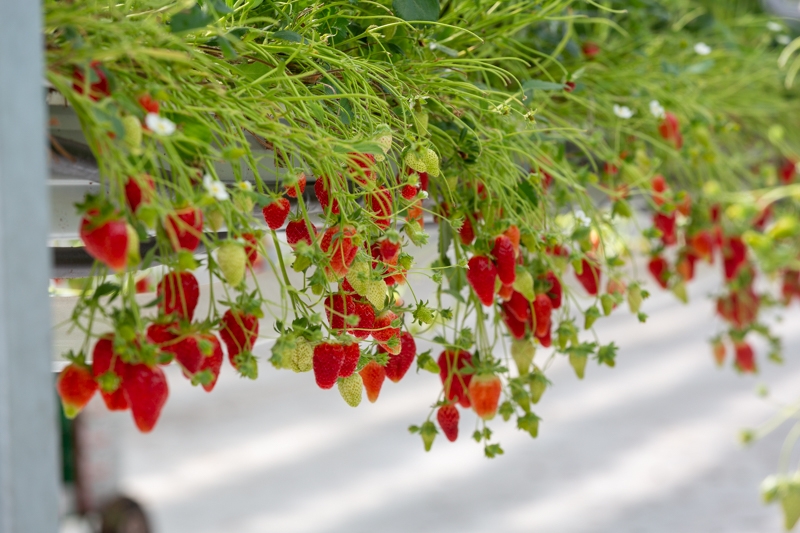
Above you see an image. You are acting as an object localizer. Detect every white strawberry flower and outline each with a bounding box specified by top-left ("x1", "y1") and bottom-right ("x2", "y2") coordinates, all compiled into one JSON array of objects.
[
  {"x1": 203, "y1": 174, "x2": 230, "y2": 201},
  {"x1": 236, "y1": 181, "x2": 253, "y2": 192},
  {"x1": 613, "y1": 105, "x2": 634, "y2": 119},
  {"x1": 767, "y1": 21, "x2": 783, "y2": 32},
  {"x1": 777, "y1": 35, "x2": 791, "y2": 46},
  {"x1": 649, "y1": 100, "x2": 665, "y2": 119},
  {"x1": 144, "y1": 113, "x2": 176, "y2": 136},
  {"x1": 694, "y1": 42, "x2": 711, "y2": 56}
]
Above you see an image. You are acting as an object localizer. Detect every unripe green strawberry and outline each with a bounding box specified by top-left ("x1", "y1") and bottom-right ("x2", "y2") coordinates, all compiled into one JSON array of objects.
[
  {"x1": 206, "y1": 205, "x2": 225, "y2": 232},
  {"x1": 422, "y1": 148, "x2": 440, "y2": 177},
  {"x1": 420, "y1": 420, "x2": 437, "y2": 452},
  {"x1": 376, "y1": 135, "x2": 393, "y2": 154},
  {"x1": 346, "y1": 260, "x2": 370, "y2": 296},
  {"x1": 628, "y1": 283, "x2": 643, "y2": 314},
  {"x1": 365, "y1": 279, "x2": 387, "y2": 309},
  {"x1": 512, "y1": 268, "x2": 535, "y2": 301},
  {"x1": 126, "y1": 224, "x2": 140, "y2": 266},
  {"x1": 217, "y1": 242, "x2": 246, "y2": 286},
  {"x1": 569, "y1": 352, "x2": 587, "y2": 379},
  {"x1": 123, "y1": 115, "x2": 143, "y2": 154},
  {"x1": 672, "y1": 281, "x2": 688, "y2": 303},
  {"x1": 415, "y1": 109, "x2": 429, "y2": 136},
  {"x1": 290, "y1": 337, "x2": 313, "y2": 373},
  {"x1": 404, "y1": 151, "x2": 427, "y2": 174},
  {"x1": 338, "y1": 374, "x2": 363, "y2": 407},
  {"x1": 600, "y1": 294, "x2": 615, "y2": 316},
  {"x1": 510, "y1": 338, "x2": 535, "y2": 375},
  {"x1": 529, "y1": 367, "x2": 548, "y2": 403}
]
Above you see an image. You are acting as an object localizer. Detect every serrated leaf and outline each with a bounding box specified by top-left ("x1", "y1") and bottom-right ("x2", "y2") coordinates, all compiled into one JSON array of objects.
[
  {"x1": 170, "y1": 4, "x2": 213, "y2": 33},
  {"x1": 518, "y1": 179, "x2": 539, "y2": 207},
  {"x1": 392, "y1": 0, "x2": 439, "y2": 21}
]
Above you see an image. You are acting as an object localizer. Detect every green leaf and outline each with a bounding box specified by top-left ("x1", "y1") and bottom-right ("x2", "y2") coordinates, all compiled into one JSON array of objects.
[
  {"x1": 333, "y1": 141, "x2": 384, "y2": 155},
  {"x1": 392, "y1": 0, "x2": 439, "y2": 22},
  {"x1": 597, "y1": 342, "x2": 618, "y2": 367},
  {"x1": 518, "y1": 179, "x2": 539, "y2": 207},
  {"x1": 685, "y1": 60, "x2": 715, "y2": 75},
  {"x1": 522, "y1": 79, "x2": 565, "y2": 92},
  {"x1": 170, "y1": 4, "x2": 213, "y2": 33},
  {"x1": 272, "y1": 30, "x2": 307, "y2": 43}
]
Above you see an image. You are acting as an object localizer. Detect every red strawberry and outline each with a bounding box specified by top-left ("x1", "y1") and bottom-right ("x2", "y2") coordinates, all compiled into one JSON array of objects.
[
  {"x1": 468, "y1": 373, "x2": 502, "y2": 420},
  {"x1": 648, "y1": 256, "x2": 669, "y2": 289},
  {"x1": 372, "y1": 310, "x2": 400, "y2": 343},
  {"x1": 651, "y1": 175, "x2": 668, "y2": 206},
  {"x1": 125, "y1": 175, "x2": 155, "y2": 213},
  {"x1": 582, "y1": 41, "x2": 600, "y2": 59},
  {"x1": 314, "y1": 176, "x2": 340, "y2": 214},
  {"x1": 401, "y1": 184, "x2": 419, "y2": 200},
  {"x1": 320, "y1": 225, "x2": 357, "y2": 277},
  {"x1": 502, "y1": 306, "x2": 528, "y2": 339},
  {"x1": 339, "y1": 342, "x2": 361, "y2": 378},
  {"x1": 780, "y1": 159, "x2": 796, "y2": 184},
  {"x1": 146, "y1": 322, "x2": 178, "y2": 347},
  {"x1": 72, "y1": 61, "x2": 110, "y2": 101},
  {"x1": 57, "y1": 363, "x2": 98, "y2": 418},
  {"x1": 313, "y1": 342, "x2": 345, "y2": 389},
  {"x1": 324, "y1": 292, "x2": 356, "y2": 333},
  {"x1": 242, "y1": 233, "x2": 260, "y2": 265},
  {"x1": 753, "y1": 206, "x2": 772, "y2": 231},
  {"x1": 360, "y1": 361, "x2": 386, "y2": 403},
  {"x1": 437, "y1": 404, "x2": 460, "y2": 442},
  {"x1": 492, "y1": 235, "x2": 516, "y2": 285},
  {"x1": 123, "y1": 364, "x2": 169, "y2": 433},
  {"x1": 347, "y1": 152, "x2": 376, "y2": 185},
  {"x1": 165, "y1": 206, "x2": 203, "y2": 252},
  {"x1": 157, "y1": 271, "x2": 199, "y2": 321},
  {"x1": 734, "y1": 341, "x2": 756, "y2": 373},
  {"x1": 690, "y1": 230, "x2": 714, "y2": 262},
  {"x1": 135, "y1": 277, "x2": 153, "y2": 293},
  {"x1": 544, "y1": 271, "x2": 563, "y2": 309},
  {"x1": 537, "y1": 327, "x2": 552, "y2": 348},
  {"x1": 285, "y1": 173, "x2": 307, "y2": 198},
  {"x1": 438, "y1": 349, "x2": 473, "y2": 408},
  {"x1": 383, "y1": 331, "x2": 416, "y2": 383},
  {"x1": 369, "y1": 187, "x2": 393, "y2": 230},
  {"x1": 138, "y1": 94, "x2": 159, "y2": 114},
  {"x1": 658, "y1": 112, "x2": 683, "y2": 149},
  {"x1": 506, "y1": 291, "x2": 531, "y2": 323},
  {"x1": 467, "y1": 256, "x2": 498, "y2": 306},
  {"x1": 654, "y1": 212, "x2": 677, "y2": 246},
  {"x1": 198, "y1": 333, "x2": 224, "y2": 392},
  {"x1": 722, "y1": 236, "x2": 747, "y2": 281},
  {"x1": 352, "y1": 301, "x2": 375, "y2": 339},
  {"x1": 80, "y1": 210, "x2": 129, "y2": 272},
  {"x1": 574, "y1": 258, "x2": 601, "y2": 296},
  {"x1": 564, "y1": 81, "x2": 576, "y2": 92},
  {"x1": 286, "y1": 219, "x2": 316, "y2": 248},
  {"x1": 379, "y1": 237, "x2": 401, "y2": 263},
  {"x1": 532, "y1": 294, "x2": 553, "y2": 338},
  {"x1": 91, "y1": 336, "x2": 129, "y2": 411},
  {"x1": 171, "y1": 334, "x2": 204, "y2": 376},
  {"x1": 459, "y1": 217, "x2": 475, "y2": 245},
  {"x1": 220, "y1": 309, "x2": 259, "y2": 366},
  {"x1": 262, "y1": 198, "x2": 290, "y2": 230}
]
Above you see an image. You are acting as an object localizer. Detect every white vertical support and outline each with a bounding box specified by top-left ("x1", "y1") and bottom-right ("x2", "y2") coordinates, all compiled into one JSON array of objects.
[{"x1": 0, "y1": 0, "x2": 60, "y2": 532}]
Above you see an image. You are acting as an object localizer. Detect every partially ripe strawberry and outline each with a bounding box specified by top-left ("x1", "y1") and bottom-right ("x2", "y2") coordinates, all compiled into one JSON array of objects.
[
  {"x1": 648, "y1": 256, "x2": 669, "y2": 289},
  {"x1": 198, "y1": 333, "x2": 224, "y2": 392},
  {"x1": 372, "y1": 310, "x2": 400, "y2": 343},
  {"x1": 677, "y1": 251, "x2": 697, "y2": 281},
  {"x1": 437, "y1": 404, "x2": 460, "y2": 442},
  {"x1": 438, "y1": 349, "x2": 473, "y2": 408},
  {"x1": 339, "y1": 342, "x2": 361, "y2": 378},
  {"x1": 314, "y1": 176, "x2": 340, "y2": 214},
  {"x1": 734, "y1": 341, "x2": 756, "y2": 373},
  {"x1": 498, "y1": 283, "x2": 514, "y2": 301},
  {"x1": 80, "y1": 210, "x2": 129, "y2": 272},
  {"x1": 164, "y1": 206, "x2": 203, "y2": 252},
  {"x1": 324, "y1": 292, "x2": 356, "y2": 333},
  {"x1": 658, "y1": 112, "x2": 683, "y2": 149},
  {"x1": 467, "y1": 256, "x2": 498, "y2": 306},
  {"x1": 92, "y1": 335, "x2": 129, "y2": 411},
  {"x1": 285, "y1": 173, "x2": 307, "y2": 198},
  {"x1": 690, "y1": 230, "x2": 714, "y2": 262},
  {"x1": 138, "y1": 94, "x2": 159, "y2": 114},
  {"x1": 123, "y1": 364, "x2": 169, "y2": 433},
  {"x1": 313, "y1": 342, "x2": 345, "y2": 389},
  {"x1": 383, "y1": 331, "x2": 415, "y2": 383},
  {"x1": 532, "y1": 294, "x2": 553, "y2": 338},
  {"x1": 492, "y1": 235, "x2": 516, "y2": 285},
  {"x1": 125, "y1": 175, "x2": 155, "y2": 213},
  {"x1": 369, "y1": 186, "x2": 393, "y2": 229},
  {"x1": 544, "y1": 271, "x2": 563, "y2": 309},
  {"x1": 351, "y1": 301, "x2": 375, "y2": 339},
  {"x1": 360, "y1": 361, "x2": 386, "y2": 403},
  {"x1": 57, "y1": 363, "x2": 98, "y2": 418},
  {"x1": 286, "y1": 219, "x2": 316, "y2": 248},
  {"x1": 651, "y1": 175, "x2": 668, "y2": 206},
  {"x1": 262, "y1": 198, "x2": 290, "y2": 230},
  {"x1": 320, "y1": 225, "x2": 357, "y2": 278},
  {"x1": 574, "y1": 258, "x2": 601, "y2": 296},
  {"x1": 504, "y1": 225, "x2": 521, "y2": 257},
  {"x1": 654, "y1": 212, "x2": 677, "y2": 246},
  {"x1": 468, "y1": 373, "x2": 502, "y2": 420},
  {"x1": 72, "y1": 61, "x2": 110, "y2": 101},
  {"x1": 157, "y1": 271, "x2": 199, "y2": 321}
]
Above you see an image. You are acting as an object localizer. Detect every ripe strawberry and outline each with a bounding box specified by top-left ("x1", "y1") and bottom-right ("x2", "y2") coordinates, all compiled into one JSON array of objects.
[
  {"x1": 467, "y1": 255, "x2": 498, "y2": 306},
  {"x1": 574, "y1": 258, "x2": 601, "y2": 296},
  {"x1": 532, "y1": 294, "x2": 553, "y2": 338},
  {"x1": 314, "y1": 175, "x2": 340, "y2": 214},
  {"x1": 286, "y1": 219, "x2": 316, "y2": 248},
  {"x1": 582, "y1": 41, "x2": 600, "y2": 59},
  {"x1": 157, "y1": 271, "x2": 199, "y2": 321},
  {"x1": 379, "y1": 235, "x2": 401, "y2": 263},
  {"x1": 538, "y1": 327, "x2": 552, "y2": 348},
  {"x1": 459, "y1": 217, "x2": 475, "y2": 245},
  {"x1": 722, "y1": 236, "x2": 747, "y2": 281},
  {"x1": 242, "y1": 233, "x2": 260, "y2": 265},
  {"x1": 734, "y1": 341, "x2": 756, "y2": 373},
  {"x1": 654, "y1": 212, "x2": 677, "y2": 246},
  {"x1": 138, "y1": 94, "x2": 159, "y2": 114},
  {"x1": 438, "y1": 349, "x2": 473, "y2": 408},
  {"x1": 57, "y1": 363, "x2": 98, "y2": 418},
  {"x1": 351, "y1": 301, "x2": 375, "y2": 339},
  {"x1": 339, "y1": 342, "x2": 361, "y2": 378},
  {"x1": 544, "y1": 271, "x2": 563, "y2": 309},
  {"x1": 658, "y1": 112, "x2": 683, "y2": 149},
  {"x1": 135, "y1": 276, "x2": 153, "y2": 293},
  {"x1": 780, "y1": 159, "x2": 796, "y2": 184},
  {"x1": 262, "y1": 197, "x2": 290, "y2": 230},
  {"x1": 325, "y1": 292, "x2": 356, "y2": 333},
  {"x1": 690, "y1": 230, "x2": 714, "y2": 262},
  {"x1": 369, "y1": 186, "x2": 393, "y2": 229},
  {"x1": 504, "y1": 225, "x2": 521, "y2": 257},
  {"x1": 171, "y1": 333, "x2": 204, "y2": 376},
  {"x1": 123, "y1": 364, "x2": 169, "y2": 433},
  {"x1": 285, "y1": 173, "x2": 307, "y2": 198},
  {"x1": 360, "y1": 361, "x2": 386, "y2": 403},
  {"x1": 502, "y1": 306, "x2": 528, "y2": 339},
  {"x1": 492, "y1": 235, "x2": 516, "y2": 285},
  {"x1": 468, "y1": 373, "x2": 502, "y2": 420},
  {"x1": 651, "y1": 175, "x2": 668, "y2": 206},
  {"x1": 648, "y1": 256, "x2": 669, "y2": 289},
  {"x1": 320, "y1": 225, "x2": 357, "y2": 278},
  {"x1": 372, "y1": 310, "x2": 400, "y2": 343},
  {"x1": 220, "y1": 309, "x2": 259, "y2": 366},
  {"x1": 313, "y1": 342, "x2": 345, "y2": 389},
  {"x1": 164, "y1": 206, "x2": 203, "y2": 252},
  {"x1": 217, "y1": 241, "x2": 247, "y2": 287},
  {"x1": 437, "y1": 404, "x2": 460, "y2": 442},
  {"x1": 401, "y1": 183, "x2": 419, "y2": 200},
  {"x1": 383, "y1": 331, "x2": 416, "y2": 383},
  {"x1": 80, "y1": 210, "x2": 129, "y2": 272},
  {"x1": 198, "y1": 333, "x2": 224, "y2": 392},
  {"x1": 92, "y1": 336, "x2": 129, "y2": 411},
  {"x1": 506, "y1": 291, "x2": 531, "y2": 323},
  {"x1": 338, "y1": 374, "x2": 363, "y2": 407},
  {"x1": 72, "y1": 61, "x2": 110, "y2": 100},
  {"x1": 347, "y1": 152, "x2": 376, "y2": 185},
  {"x1": 124, "y1": 174, "x2": 155, "y2": 213}
]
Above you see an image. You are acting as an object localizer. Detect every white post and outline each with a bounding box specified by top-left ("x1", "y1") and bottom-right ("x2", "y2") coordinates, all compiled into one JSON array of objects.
[{"x1": 0, "y1": 1, "x2": 60, "y2": 531}]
